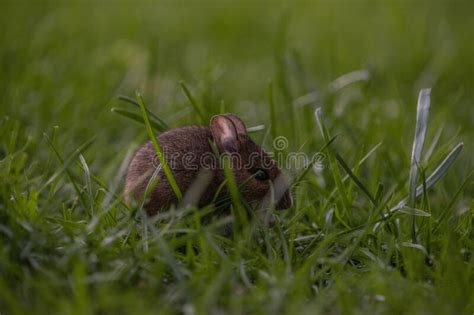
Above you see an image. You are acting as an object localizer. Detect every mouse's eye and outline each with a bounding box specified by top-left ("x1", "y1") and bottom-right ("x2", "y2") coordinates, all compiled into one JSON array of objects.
[{"x1": 254, "y1": 169, "x2": 269, "y2": 181}]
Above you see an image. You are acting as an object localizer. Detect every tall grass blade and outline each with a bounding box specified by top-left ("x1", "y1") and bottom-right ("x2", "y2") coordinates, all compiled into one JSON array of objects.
[
  {"x1": 136, "y1": 92, "x2": 182, "y2": 201},
  {"x1": 315, "y1": 108, "x2": 350, "y2": 211},
  {"x1": 79, "y1": 154, "x2": 94, "y2": 215},
  {"x1": 222, "y1": 155, "x2": 247, "y2": 232},
  {"x1": 432, "y1": 170, "x2": 473, "y2": 233},
  {"x1": 409, "y1": 88, "x2": 431, "y2": 241},
  {"x1": 179, "y1": 81, "x2": 205, "y2": 123},
  {"x1": 267, "y1": 80, "x2": 277, "y2": 139}
]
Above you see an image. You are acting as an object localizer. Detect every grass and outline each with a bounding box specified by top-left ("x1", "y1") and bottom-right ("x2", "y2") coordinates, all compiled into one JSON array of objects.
[{"x1": 1, "y1": 1, "x2": 473, "y2": 314}]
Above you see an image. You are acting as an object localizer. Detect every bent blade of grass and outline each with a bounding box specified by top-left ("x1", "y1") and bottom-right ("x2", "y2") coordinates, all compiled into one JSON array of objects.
[
  {"x1": 40, "y1": 136, "x2": 95, "y2": 192},
  {"x1": 45, "y1": 132, "x2": 130, "y2": 214},
  {"x1": 398, "y1": 206, "x2": 431, "y2": 217},
  {"x1": 111, "y1": 107, "x2": 168, "y2": 132},
  {"x1": 401, "y1": 241, "x2": 429, "y2": 256},
  {"x1": 43, "y1": 132, "x2": 87, "y2": 206},
  {"x1": 136, "y1": 91, "x2": 182, "y2": 201},
  {"x1": 325, "y1": 142, "x2": 382, "y2": 203},
  {"x1": 328, "y1": 69, "x2": 371, "y2": 93},
  {"x1": 334, "y1": 152, "x2": 378, "y2": 207},
  {"x1": 390, "y1": 142, "x2": 464, "y2": 213},
  {"x1": 409, "y1": 88, "x2": 431, "y2": 241},
  {"x1": 292, "y1": 91, "x2": 321, "y2": 108},
  {"x1": 90, "y1": 173, "x2": 131, "y2": 212},
  {"x1": 179, "y1": 81, "x2": 205, "y2": 123},
  {"x1": 293, "y1": 134, "x2": 338, "y2": 185},
  {"x1": 117, "y1": 95, "x2": 169, "y2": 129},
  {"x1": 246, "y1": 124, "x2": 265, "y2": 133}
]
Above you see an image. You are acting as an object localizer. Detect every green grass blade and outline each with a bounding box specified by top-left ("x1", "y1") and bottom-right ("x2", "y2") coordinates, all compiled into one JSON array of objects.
[
  {"x1": 432, "y1": 170, "x2": 473, "y2": 233},
  {"x1": 179, "y1": 81, "x2": 205, "y2": 123},
  {"x1": 79, "y1": 154, "x2": 94, "y2": 215},
  {"x1": 374, "y1": 183, "x2": 384, "y2": 204},
  {"x1": 401, "y1": 241, "x2": 428, "y2": 256},
  {"x1": 40, "y1": 136, "x2": 95, "y2": 192},
  {"x1": 293, "y1": 135, "x2": 338, "y2": 185},
  {"x1": 0, "y1": 274, "x2": 24, "y2": 315},
  {"x1": 334, "y1": 152, "x2": 378, "y2": 207},
  {"x1": 44, "y1": 132, "x2": 130, "y2": 212},
  {"x1": 315, "y1": 107, "x2": 350, "y2": 211},
  {"x1": 222, "y1": 155, "x2": 247, "y2": 232},
  {"x1": 423, "y1": 123, "x2": 444, "y2": 163},
  {"x1": 136, "y1": 92, "x2": 182, "y2": 201},
  {"x1": 419, "y1": 167, "x2": 432, "y2": 255},
  {"x1": 246, "y1": 125, "x2": 265, "y2": 133},
  {"x1": 398, "y1": 206, "x2": 431, "y2": 217},
  {"x1": 111, "y1": 107, "x2": 168, "y2": 132},
  {"x1": 267, "y1": 80, "x2": 277, "y2": 139},
  {"x1": 325, "y1": 142, "x2": 382, "y2": 203},
  {"x1": 409, "y1": 88, "x2": 431, "y2": 241},
  {"x1": 390, "y1": 142, "x2": 464, "y2": 213},
  {"x1": 117, "y1": 95, "x2": 170, "y2": 130},
  {"x1": 43, "y1": 132, "x2": 87, "y2": 207}
]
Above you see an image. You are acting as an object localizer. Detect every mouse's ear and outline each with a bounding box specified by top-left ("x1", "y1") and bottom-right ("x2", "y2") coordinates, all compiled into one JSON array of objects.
[
  {"x1": 224, "y1": 113, "x2": 247, "y2": 139},
  {"x1": 210, "y1": 115, "x2": 239, "y2": 153}
]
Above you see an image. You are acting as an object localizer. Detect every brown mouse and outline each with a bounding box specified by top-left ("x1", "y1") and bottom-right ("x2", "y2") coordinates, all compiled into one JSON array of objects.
[{"x1": 124, "y1": 113, "x2": 293, "y2": 216}]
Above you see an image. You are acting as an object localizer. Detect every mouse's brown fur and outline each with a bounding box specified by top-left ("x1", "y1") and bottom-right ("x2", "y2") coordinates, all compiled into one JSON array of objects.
[{"x1": 124, "y1": 114, "x2": 292, "y2": 215}]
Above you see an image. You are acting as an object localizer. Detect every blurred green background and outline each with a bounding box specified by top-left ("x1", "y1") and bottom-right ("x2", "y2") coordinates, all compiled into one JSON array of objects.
[
  {"x1": 1, "y1": 1, "x2": 473, "y2": 314},
  {"x1": 2, "y1": 0, "x2": 473, "y2": 198},
  {"x1": 2, "y1": 2, "x2": 473, "y2": 142}
]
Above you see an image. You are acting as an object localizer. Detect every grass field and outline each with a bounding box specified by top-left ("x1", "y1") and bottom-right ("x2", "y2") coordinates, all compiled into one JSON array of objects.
[{"x1": 1, "y1": 1, "x2": 473, "y2": 314}]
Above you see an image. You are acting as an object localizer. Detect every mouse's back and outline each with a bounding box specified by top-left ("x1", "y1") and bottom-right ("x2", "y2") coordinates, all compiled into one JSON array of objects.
[{"x1": 124, "y1": 125, "x2": 218, "y2": 214}]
